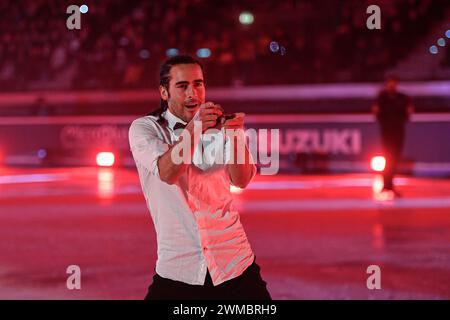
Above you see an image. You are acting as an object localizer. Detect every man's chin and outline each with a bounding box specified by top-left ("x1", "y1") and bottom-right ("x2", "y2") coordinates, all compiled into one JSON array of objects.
[{"x1": 185, "y1": 107, "x2": 200, "y2": 117}]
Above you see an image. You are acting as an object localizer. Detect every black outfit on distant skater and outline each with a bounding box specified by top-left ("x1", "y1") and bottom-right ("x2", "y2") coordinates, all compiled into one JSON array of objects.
[{"x1": 375, "y1": 90, "x2": 411, "y2": 190}]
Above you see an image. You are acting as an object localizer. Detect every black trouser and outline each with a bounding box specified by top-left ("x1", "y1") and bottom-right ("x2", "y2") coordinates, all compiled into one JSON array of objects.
[
  {"x1": 380, "y1": 125, "x2": 405, "y2": 190},
  {"x1": 145, "y1": 259, "x2": 272, "y2": 300}
]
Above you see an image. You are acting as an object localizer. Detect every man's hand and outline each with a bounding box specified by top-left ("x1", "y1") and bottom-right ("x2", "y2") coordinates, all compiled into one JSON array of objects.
[
  {"x1": 223, "y1": 112, "x2": 245, "y2": 131},
  {"x1": 157, "y1": 101, "x2": 221, "y2": 185},
  {"x1": 195, "y1": 102, "x2": 223, "y2": 132}
]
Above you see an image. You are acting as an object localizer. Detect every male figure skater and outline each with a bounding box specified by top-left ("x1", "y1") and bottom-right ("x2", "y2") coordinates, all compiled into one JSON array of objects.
[
  {"x1": 129, "y1": 55, "x2": 271, "y2": 300},
  {"x1": 372, "y1": 76, "x2": 414, "y2": 196}
]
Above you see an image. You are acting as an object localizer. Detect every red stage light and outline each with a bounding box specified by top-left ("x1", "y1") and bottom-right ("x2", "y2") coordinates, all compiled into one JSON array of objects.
[
  {"x1": 371, "y1": 156, "x2": 386, "y2": 172},
  {"x1": 96, "y1": 152, "x2": 115, "y2": 167}
]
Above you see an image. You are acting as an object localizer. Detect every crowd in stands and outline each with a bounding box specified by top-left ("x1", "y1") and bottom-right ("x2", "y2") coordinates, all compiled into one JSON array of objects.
[{"x1": 0, "y1": 0, "x2": 447, "y2": 91}]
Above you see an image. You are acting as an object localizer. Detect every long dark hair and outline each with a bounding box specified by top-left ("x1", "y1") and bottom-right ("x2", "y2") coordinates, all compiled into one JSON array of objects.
[{"x1": 148, "y1": 55, "x2": 205, "y2": 121}]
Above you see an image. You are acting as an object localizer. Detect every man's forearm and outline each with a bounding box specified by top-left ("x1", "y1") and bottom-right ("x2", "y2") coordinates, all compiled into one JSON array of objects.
[{"x1": 226, "y1": 135, "x2": 255, "y2": 188}]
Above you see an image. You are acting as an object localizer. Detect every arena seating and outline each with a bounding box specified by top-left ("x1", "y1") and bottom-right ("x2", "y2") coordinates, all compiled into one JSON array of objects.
[{"x1": 0, "y1": 0, "x2": 447, "y2": 91}]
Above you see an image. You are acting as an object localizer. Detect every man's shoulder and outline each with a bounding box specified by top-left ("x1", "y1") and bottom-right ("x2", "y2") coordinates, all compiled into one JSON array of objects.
[
  {"x1": 131, "y1": 114, "x2": 159, "y2": 125},
  {"x1": 129, "y1": 114, "x2": 167, "y2": 140},
  {"x1": 130, "y1": 114, "x2": 166, "y2": 130}
]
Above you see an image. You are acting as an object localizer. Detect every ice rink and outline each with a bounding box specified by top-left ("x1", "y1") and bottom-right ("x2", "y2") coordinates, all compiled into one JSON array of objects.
[{"x1": 0, "y1": 167, "x2": 449, "y2": 299}]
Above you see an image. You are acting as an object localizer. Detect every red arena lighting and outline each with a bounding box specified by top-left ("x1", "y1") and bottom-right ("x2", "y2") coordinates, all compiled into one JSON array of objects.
[
  {"x1": 371, "y1": 156, "x2": 386, "y2": 172},
  {"x1": 96, "y1": 152, "x2": 115, "y2": 167}
]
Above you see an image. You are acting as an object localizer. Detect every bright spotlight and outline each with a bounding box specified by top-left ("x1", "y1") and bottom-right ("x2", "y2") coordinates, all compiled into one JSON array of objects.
[
  {"x1": 429, "y1": 45, "x2": 438, "y2": 54},
  {"x1": 166, "y1": 48, "x2": 179, "y2": 57},
  {"x1": 96, "y1": 152, "x2": 115, "y2": 167},
  {"x1": 269, "y1": 41, "x2": 280, "y2": 53},
  {"x1": 80, "y1": 5, "x2": 88, "y2": 14},
  {"x1": 239, "y1": 11, "x2": 254, "y2": 25},
  {"x1": 196, "y1": 48, "x2": 211, "y2": 58},
  {"x1": 371, "y1": 156, "x2": 386, "y2": 172}
]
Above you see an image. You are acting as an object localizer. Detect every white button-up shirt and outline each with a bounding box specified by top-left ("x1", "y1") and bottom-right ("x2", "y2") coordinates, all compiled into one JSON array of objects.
[{"x1": 129, "y1": 109, "x2": 256, "y2": 286}]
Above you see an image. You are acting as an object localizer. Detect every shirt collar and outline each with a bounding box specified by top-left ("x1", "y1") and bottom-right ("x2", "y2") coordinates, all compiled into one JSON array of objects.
[{"x1": 163, "y1": 109, "x2": 187, "y2": 130}]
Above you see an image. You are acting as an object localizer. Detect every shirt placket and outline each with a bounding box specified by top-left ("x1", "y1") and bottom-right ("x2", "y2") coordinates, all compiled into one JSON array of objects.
[{"x1": 196, "y1": 212, "x2": 219, "y2": 284}]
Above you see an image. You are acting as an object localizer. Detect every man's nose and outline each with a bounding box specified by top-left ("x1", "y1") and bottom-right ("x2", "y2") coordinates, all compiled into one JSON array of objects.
[{"x1": 186, "y1": 85, "x2": 196, "y2": 98}]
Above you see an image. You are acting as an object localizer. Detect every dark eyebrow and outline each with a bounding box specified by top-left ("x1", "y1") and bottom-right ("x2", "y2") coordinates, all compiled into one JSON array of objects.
[{"x1": 175, "y1": 79, "x2": 204, "y2": 86}]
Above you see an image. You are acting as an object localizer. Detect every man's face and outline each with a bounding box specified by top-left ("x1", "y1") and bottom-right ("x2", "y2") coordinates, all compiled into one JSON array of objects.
[
  {"x1": 385, "y1": 79, "x2": 398, "y2": 93},
  {"x1": 160, "y1": 64, "x2": 206, "y2": 122}
]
